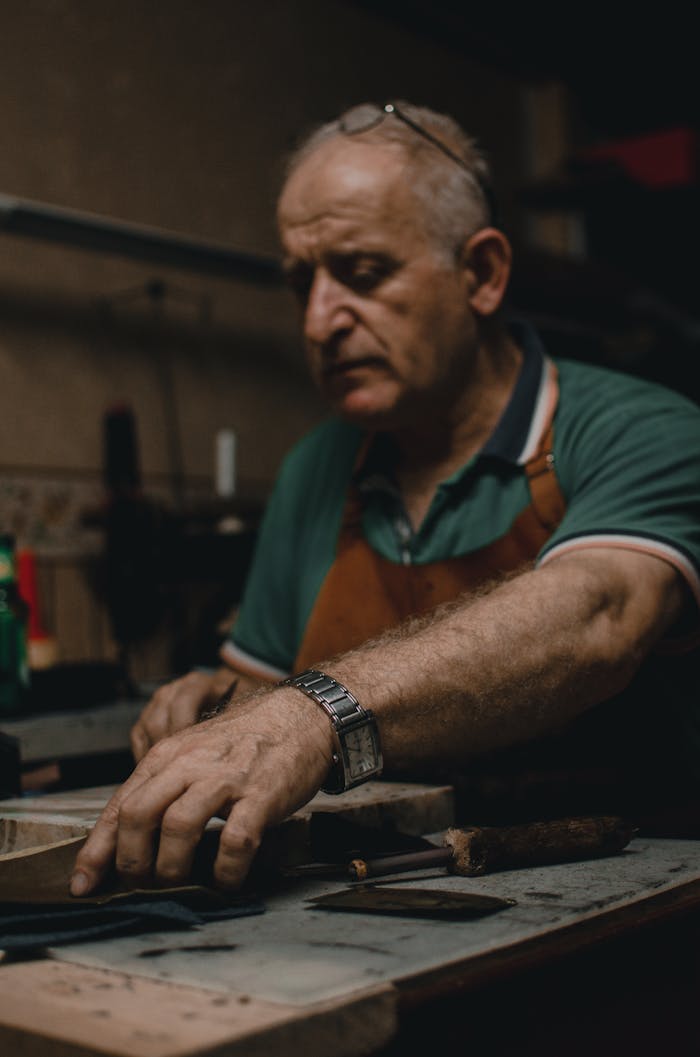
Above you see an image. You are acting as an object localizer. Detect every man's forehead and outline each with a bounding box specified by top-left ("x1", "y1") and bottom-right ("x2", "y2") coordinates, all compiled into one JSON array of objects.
[{"x1": 277, "y1": 138, "x2": 418, "y2": 241}]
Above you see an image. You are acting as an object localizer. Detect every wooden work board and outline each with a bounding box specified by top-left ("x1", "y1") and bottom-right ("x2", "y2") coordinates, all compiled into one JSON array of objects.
[
  {"x1": 4, "y1": 783, "x2": 700, "y2": 1057},
  {"x1": 0, "y1": 779, "x2": 455, "y2": 862}
]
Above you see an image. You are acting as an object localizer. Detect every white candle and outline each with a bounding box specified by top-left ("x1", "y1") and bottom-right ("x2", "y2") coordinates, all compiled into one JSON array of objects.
[{"x1": 215, "y1": 429, "x2": 237, "y2": 498}]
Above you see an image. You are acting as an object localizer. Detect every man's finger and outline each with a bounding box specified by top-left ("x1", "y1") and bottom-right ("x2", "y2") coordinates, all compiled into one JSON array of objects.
[
  {"x1": 130, "y1": 721, "x2": 151, "y2": 762},
  {"x1": 70, "y1": 768, "x2": 151, "y2": 896},
  {"x1": 213, "y1": 796, "x2": 269, "y2": 890},
  {"x1": 130, "y1": 691, "x2": 173, "y2": 761},
  {"x1": 168, "y1": 686, "x2": 209, "y2": 737},
  {"x1": 69, "y1": 797, "x2": 121, "y2": 896},
  {"x1": 70, "y1": 749, "x2": 175, "y2": 895},
  {"x1": 114, "y1": 767, "x2": 192, "y2": 886},
  {"x1": 155, "y1": 779, "x2": 236, "y2": 885}
]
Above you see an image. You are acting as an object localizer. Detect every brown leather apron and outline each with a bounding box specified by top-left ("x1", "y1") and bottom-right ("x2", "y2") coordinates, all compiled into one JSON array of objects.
[{"x1": 294, "y1": 414, "x2": 566, "y2": 673}]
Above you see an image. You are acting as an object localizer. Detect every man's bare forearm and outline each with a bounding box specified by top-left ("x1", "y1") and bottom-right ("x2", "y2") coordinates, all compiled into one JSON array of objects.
[
  {"x1": 76, "y1": 547, "x2": 686, "y2": 897},
  {"x1": 324, "y1": 549, "x2": 686, "y2": 770}
]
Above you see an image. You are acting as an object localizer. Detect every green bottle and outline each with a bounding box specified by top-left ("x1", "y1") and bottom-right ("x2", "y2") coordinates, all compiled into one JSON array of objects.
[{"x1": 0, "y1": 534, "x2": 30, "y2": 715}]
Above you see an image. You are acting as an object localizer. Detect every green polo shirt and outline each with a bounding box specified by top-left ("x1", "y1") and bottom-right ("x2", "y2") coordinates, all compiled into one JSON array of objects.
[{"x1": 225, "y1": 324, "x2": 700, "y2": 683}]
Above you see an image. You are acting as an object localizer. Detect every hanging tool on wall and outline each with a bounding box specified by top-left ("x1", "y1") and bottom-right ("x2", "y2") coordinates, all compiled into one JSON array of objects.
[
  {"x1": 98, "y1": 404, "x2": 175, "y2": 677},
  {"x1": 96, "y1": 278, "x2": 210, "y2": 512}
]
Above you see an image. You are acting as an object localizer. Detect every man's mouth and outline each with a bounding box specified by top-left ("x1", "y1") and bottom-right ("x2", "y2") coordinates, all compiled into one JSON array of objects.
[{"x1": 321, "y1": 356, "x2": 387, "y2": 380}]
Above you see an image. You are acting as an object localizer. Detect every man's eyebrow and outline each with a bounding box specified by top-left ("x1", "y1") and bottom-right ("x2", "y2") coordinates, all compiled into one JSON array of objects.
[
  {"x1": 283, "y1": 247, "x2": 394, "y2": 265},
  {"x1": 339, "y1": 249, "x2": 393, "y2": 261},
  {"x1": 326, "y1": 250, "x2": 401, "y2": 276}
]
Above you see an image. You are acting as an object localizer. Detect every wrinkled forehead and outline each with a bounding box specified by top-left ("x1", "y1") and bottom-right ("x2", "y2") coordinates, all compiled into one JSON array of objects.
[{"x1": 277, "y1": 137, "x2": 428, "y2": 245}]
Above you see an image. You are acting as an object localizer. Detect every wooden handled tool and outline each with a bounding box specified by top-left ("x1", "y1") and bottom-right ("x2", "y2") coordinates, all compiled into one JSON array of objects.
[{"x1": 349, "y1": 815, "x2": 636, "y2": 881}]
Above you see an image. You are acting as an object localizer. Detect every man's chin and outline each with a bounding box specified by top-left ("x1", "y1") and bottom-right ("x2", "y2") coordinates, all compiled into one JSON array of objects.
[{"x1": 330, "y1": 392, "x2": 400, "y2": 430}]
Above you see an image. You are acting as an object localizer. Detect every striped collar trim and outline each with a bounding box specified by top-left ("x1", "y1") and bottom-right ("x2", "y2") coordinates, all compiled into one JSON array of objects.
[
  {"x1": 481, "y1": 321, "x2": 559, "y2": 466},
  {"x1": 516, "y1": 354, "x2": 559, "y2": 464}
]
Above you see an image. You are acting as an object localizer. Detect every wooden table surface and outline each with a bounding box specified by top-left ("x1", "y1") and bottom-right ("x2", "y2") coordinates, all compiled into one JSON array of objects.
[{"x1": 3, "y1": 784, "x2": 700, "y2": 1057}]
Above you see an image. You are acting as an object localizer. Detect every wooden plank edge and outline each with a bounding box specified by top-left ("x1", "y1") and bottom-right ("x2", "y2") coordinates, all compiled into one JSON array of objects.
[{"x1": 0, "y1": 959, "x2": 397, "y2": 1057}]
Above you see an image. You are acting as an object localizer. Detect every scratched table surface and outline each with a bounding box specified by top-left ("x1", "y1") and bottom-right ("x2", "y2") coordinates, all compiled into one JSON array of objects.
[{"x1": 3, "y1": 786, "x2": 700, "y2": 1057}]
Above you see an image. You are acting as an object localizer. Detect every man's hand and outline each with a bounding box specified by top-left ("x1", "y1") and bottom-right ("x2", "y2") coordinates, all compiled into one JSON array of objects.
[
  {"x1": 72, "y1": 688, "x2": 335, "y2": 895},
  {"x1": 130, "y1": 667, "x2": 262, "y2": 761}
]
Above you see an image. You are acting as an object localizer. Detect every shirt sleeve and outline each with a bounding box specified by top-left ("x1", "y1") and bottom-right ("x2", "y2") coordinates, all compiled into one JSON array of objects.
[
  {"x1": 221, "y1": 420, "x2": 362, "y2": 679},
  {"x1": 220, "y1": 462, "x2": 301, "y2": 680},
  {"x1": 537, "y1": 369, "x2": 700, "y2": 616}
]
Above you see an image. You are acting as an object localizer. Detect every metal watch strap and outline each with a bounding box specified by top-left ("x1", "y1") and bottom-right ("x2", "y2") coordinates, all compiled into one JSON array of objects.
[{"x1": 280, "y1": 669, "x2": 381, "y2": 794}]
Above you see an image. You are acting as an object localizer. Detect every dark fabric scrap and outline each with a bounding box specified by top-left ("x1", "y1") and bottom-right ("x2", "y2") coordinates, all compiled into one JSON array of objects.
[{"x1": 0, "y1": 894, "x2": 264, "y2": 952}]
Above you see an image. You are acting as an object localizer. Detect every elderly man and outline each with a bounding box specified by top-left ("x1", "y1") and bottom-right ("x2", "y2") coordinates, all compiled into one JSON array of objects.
[{"x1": 72, "y1": 102, "x2": 700, "y2": 896}]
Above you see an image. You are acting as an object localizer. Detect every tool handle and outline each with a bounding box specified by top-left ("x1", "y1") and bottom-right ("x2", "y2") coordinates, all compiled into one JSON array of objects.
[
  {"x1": 349, "y1": 847, "x2": 451, "y2": 881},
  {"x1": 445, "y1": 816, "x2": 636, "y2": 876}
]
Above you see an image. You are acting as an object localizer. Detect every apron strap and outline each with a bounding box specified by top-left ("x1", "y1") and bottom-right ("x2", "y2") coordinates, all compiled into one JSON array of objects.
[{"x1": 524, "y1": 423, "x2": 566, "y2": 531}]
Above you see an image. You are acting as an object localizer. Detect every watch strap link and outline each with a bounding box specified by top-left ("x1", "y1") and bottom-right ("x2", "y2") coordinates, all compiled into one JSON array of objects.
[
  {"x1": 284, "y1": 670, "x2": 361, "y2": 724},
  {"x1": 281, "y1": 669, "x2": 381, "y2": 793}
]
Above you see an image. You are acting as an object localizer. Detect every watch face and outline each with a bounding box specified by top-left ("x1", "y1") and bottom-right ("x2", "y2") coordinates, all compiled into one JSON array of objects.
[{"x1": 344, "y1": 725, "x2": 380, "y2": 781}]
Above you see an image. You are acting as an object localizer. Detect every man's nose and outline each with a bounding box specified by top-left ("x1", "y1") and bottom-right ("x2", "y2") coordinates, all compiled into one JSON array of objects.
[{"x1": 303, "y1": 272, "x2": 355, "y2": 346}]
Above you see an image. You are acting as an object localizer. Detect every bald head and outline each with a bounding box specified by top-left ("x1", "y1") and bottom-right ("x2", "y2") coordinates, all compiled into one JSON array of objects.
[
  {"x1": 281, "y1": 101, "x2": 494, "y2": 259},
  {"x1": 279, "y1": 137, "x2": 423, "y2": 243}
]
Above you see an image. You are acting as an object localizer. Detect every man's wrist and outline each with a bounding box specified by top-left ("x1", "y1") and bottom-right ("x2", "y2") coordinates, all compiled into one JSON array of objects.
[{"x1": 280, "y1": 669, "x2": 383, "y2": 793}]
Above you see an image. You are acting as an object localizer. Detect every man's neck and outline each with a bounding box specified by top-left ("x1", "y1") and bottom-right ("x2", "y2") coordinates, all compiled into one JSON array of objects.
[{"x1": 390, "y1": 332, "x2": 523, "y2": 531}]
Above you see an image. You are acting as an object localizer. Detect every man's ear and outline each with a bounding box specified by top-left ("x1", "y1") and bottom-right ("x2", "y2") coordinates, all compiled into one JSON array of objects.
[{"x1": 460, "y1": 228, "x2": 512, "y2": 316}]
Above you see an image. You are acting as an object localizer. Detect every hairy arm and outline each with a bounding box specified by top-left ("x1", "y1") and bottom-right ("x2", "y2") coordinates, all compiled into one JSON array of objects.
[
  {"x1": 329, "y1": 548, "x2": 686, "y2": 769},
  {"x1": 74, "y1": 547, "x2": 687, "y2": 894}
]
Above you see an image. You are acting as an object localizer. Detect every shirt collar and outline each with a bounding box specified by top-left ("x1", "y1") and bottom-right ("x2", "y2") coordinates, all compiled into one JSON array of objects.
[{"x1": 480, "y1": 320, "x2": 550, "y2": 463}]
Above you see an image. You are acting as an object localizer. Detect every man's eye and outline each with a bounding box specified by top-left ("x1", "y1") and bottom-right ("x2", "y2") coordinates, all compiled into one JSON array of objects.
[
  {"x1": 343, "y1": 262, "x2": 394, "y2": 293},
  {"x1": 349, "y1": 269, "x2": 383, "y2": 292}
]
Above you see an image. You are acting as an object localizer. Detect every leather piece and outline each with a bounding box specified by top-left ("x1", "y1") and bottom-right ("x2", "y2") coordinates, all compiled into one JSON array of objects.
[{"x1": 0, "y1": 836, "x2": 264, "y2": 950}]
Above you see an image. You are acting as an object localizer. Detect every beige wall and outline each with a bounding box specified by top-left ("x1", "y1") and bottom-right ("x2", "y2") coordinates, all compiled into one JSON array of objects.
[
  {"x1": 1, "y1": 1, "x2": 527, "y2": 495},
  {"x1": 0, "y1": 0, "x2": 532, "y2": 668}
]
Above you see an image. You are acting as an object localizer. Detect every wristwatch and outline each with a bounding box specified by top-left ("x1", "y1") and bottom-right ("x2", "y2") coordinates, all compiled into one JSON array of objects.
[{"x1": 280, "y1": 669, "x2": 383, "y2": 794}]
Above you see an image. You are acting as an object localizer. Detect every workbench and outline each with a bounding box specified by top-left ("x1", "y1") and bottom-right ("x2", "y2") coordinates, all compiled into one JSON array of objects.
[{"x1": 2, "y1": 783, "x2": 700, "y2": 1056}]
